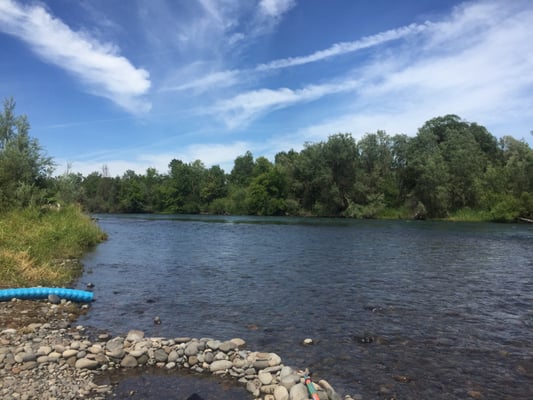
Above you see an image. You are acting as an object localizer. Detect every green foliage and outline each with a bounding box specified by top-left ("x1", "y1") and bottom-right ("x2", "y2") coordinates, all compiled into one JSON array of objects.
[
  {"x1": 0, "y1": 98, "x2": 54, "y2": 209},
  {"x1": 69, "y1": 116, "x2": 532, "y2": 222},
  {"x1": 3, "y1": 97, "x2": 532, "y2": 222}
]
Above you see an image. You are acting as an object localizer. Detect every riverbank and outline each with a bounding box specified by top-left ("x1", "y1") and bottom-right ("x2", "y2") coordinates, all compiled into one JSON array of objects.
[
  {"x1": 0, "y1": 206, "x2": 106, "y2": 287},
  {"x1": 0, "y1": 298, "x2": 360, "y2": 400}
]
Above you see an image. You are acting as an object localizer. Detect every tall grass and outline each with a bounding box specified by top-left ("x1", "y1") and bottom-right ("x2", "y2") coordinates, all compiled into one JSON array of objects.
[{"x1": 0, "y1": 205, "x2": 106, "y2": 287}]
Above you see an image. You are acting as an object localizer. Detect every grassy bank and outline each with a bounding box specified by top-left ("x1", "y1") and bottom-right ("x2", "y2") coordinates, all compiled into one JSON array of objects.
[{"x1": 0, "y1": 206, "x2": 106, "y2": 287}]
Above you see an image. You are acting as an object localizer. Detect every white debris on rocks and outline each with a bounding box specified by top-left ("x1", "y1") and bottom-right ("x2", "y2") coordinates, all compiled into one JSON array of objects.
[{"x1": 0, "y1": 301, "x2": 358, "y2": 400}]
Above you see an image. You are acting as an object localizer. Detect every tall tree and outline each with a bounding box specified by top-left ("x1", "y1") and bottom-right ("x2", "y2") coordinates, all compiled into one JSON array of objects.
[{"x1": 0, "y1": 98, "x2": 54, "y2": 208}]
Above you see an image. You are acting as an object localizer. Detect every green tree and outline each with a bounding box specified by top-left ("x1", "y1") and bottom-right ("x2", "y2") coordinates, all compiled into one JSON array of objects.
[
  {"x1": 0, "y1": 98, "x2": 54, "y2": 209},
  {"x1": 201, "y1": 165, "x2": 227, "y2": 206},
  {"x1": 229, "y1": 151, "x2": 254, "y2": 186}
]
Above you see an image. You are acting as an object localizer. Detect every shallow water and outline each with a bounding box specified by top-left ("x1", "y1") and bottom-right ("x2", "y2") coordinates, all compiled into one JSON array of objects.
[{"x1": 77, "y1": 215, "x2": 533, "y2": 399}]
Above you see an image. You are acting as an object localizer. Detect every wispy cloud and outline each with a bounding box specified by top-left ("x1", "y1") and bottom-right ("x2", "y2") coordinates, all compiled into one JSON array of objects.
[
  {"x1": 212, "y1": 79, "x2": 361, "y2": 128},
  {"x1": 256, "y1": 22, "x2": 428, "y2": 71},
  {"x1": 162, "y1": 19, "x2": 427, "y2": 93},
  {"x1": 160, "y1": 70, "x2": 240, "y2": 93},
  {"x1": 0, "y1": 0, "x2": 151, "y2": 113},
  {"x1": 258, "y1": 0, "x2": 296, "y2": 18},
  {"x1": 285, "y1": 0, "x2": 533, "y2": 143}
]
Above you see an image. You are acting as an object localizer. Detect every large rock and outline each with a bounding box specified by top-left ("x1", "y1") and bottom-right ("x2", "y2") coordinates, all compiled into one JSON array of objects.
[
  {"x1": 106, "y1": 337, "x2": 124, "y2": 353},
  {"x1": 126, "y1": 330, "x2": 144, "y2": 342},
  {"x1": 121, "y1": 355, "x2": 138, "y2": 368},
  {"x1": 274, "y1": 385, "x2": 289, "y2": 400},
  {"x1": 206, "y1": 340, "x2": 221, "y2": 350},
  {"x1": 289, "y1": 383, "x2": 308, "y2": 400},
  {"x1": 209, "y1": 360, "x2": 233, "y2": 372},
  {"x1": 218, "y1": 340, "x2": 237, "y2": 352},
  {"x1": 185, "y1": 342, "x2": 199, "y2": 356},
  {"x1": 75, "y1": 358, "x2": 99, "y2": 370},
  {"x1": 258, "y1": 371, "x2": 273, "y2": 385},
  {"x1": 280, "y1": 373, "x2": 300, "y2": 390}
]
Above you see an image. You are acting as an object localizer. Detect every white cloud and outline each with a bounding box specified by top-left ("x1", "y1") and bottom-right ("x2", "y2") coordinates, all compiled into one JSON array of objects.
[
  {"x1": 212, "y1": 79, "x2": 360, "y2": 128},
  {"x1": 168, "y1": 7, "x2": 425, "y2": 93},
  {"x1": 284, "y1": 0, "x2": 533, "y2": 145},
  {"x1": 0, "y1": 0, "x2": 151, "y2": 113},
  {"x1": 58, "y1": 141, "x2": 252, "y2": 177},
  {"x1": 258, "y1": 0, "x2": 296, "y2": 18},
  {"x1": 256, "y1": 22, "x2": 428, "y2": 71},
  {"x1": 160, "y1": 70, "x2": 240, "y2": 93}
]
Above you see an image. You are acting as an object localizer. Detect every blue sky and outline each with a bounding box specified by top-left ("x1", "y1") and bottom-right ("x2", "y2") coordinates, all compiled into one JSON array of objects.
[{"x1": 1, "y1": 0, "x2": 532, "y2": 176}]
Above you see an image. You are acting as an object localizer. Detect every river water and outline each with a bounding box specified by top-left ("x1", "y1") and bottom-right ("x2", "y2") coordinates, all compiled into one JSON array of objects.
[{"x1": 76, "y1": 215, "x2": 533, "y2": 399}]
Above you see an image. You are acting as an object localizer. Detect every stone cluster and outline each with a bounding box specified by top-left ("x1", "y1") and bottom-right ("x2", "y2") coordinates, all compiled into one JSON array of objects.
[
  {"x1": 0, "y1": 322, "x2": 111, "y2": 400},
  {"x1": 99, "y1": 329, "x2": 347, "y2": 400},
  {"x1": 1, "y1": 299, "x2": 360, "y2": 400}
]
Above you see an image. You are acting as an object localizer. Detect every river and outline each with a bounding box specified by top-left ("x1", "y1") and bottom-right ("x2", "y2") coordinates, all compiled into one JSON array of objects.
[{"x1": 76, "y1": 215, "x2": 533, "y2": 399}]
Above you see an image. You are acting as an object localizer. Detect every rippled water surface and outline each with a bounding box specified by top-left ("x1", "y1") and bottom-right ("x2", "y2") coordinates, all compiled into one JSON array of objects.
[{"x1": 77, "y1": 215, "x2": 533, "y2": 399}]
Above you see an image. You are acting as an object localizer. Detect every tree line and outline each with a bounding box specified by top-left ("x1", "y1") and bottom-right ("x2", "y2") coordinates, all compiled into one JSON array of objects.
[{"x1": 1, "y1": 97, "x2": 532, "y2": 221}]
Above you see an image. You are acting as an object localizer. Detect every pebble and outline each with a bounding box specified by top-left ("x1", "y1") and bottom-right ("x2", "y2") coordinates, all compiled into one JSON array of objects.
[{"x1": 0, "y1": 300, "x2": 353, "y2": 400}]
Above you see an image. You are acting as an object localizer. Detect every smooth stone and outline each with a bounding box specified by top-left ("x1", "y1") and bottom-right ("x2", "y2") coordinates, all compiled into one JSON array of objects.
[
  {"x1": 75, "y1": 358, "x2": 99, "y2": 370},
  {"x1": 22, "y1": 352, "x2": 37, "y2": 362},
  {"x1": 106, "y1": 337, "x2": 124, "y2": 352},
  {"x1": 230, "y1": 338, "x2": 246, "y2": 347},
  {"x1": 37, "y1": 355, "x2": 49, "y2": 363},
  {"x1": 219, "y1": 341, "x2": 237, "y2": 352},
  {"x1": 174, "y1": 337, "x2": 192, "y2": 343},
  {"x1": 268, "y1": 353, "x2": 282, "y2": 366},
  {"x1": 121, "y1": 355, "x2": 138, "y2": 368},
  {"x1": 258, "y1": 371, "x2": 273, "y2": 385},
  {"x1": 37, "y1": 346, "x2": 52, "y2": 356},
  {"x1": 128, "y1": 348, "x2": 147, "y2": 358},
  {"x1": 209, "y1": 360, "x2": 233, "y2": 372},
  {"x1": 204, "y1": 352, "x2": 214, "y2": 363},
  {"x1": 232, "y1": 357, "x2": 247, "y2": 368},
  {"x1": 246, "y1": 379, "x2": 261, "y2": 397},
  {"x1": 280, "y1": 374, "x2": 301, "y2": 390},
  {"x1": 126, "y1": 330, "x2": 145, "y2": 342},
  {"x1": 167, "y1": 350, "x2": 179, "y2": 363},
  {"x1": 70, "y1": 341, "x2": 81, "y2": 350},
  {"x1": 48, "y1": 294, "x2": 61, "y2": 304},
  {"x1": 185, "y1": 342, "x2": 199, "y2": 356},
  {"x1": 165, "y1": 362, "x2": 176, "y2": 369},
  {"x1": 274, "y1": 385, "x2": 289, "y2": 400},
  {"x1": 154, "y1": 349, "x2": 168, "y2": 362},
  {"x1": 260, "y1": 385, "x2": 278, "y2": 394},
  {"x1": 206, "y1": 340, "x2": 221, "y2": 350},
  {"x1": 319, "y1": 379, "x2": 341, "y2": 400},
  {"x1": 62, "y1": 349, "x2": 78, "y2": 359},
  {"x1": 280, "y1": 366, "x2": 295, "y2": 378},
  {"x1": 106, "y1": 348, "x2": 125, "y2": 359},
  {"x1": 289, "y1": 383, "x2": 309, "y2": 400},
  {"x1": 54, "y1": 344, "x2": 66, "y2": 353},
  {"x1": 253, "y1": 360, "x2": 270, "y2": 369},
  {"x1": 89, "y1": 344, "x2": 103, "y2": 354}
]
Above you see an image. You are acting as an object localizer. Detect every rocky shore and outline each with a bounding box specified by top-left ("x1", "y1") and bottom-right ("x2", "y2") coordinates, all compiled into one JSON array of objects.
[{"x1": 1, "y1": 299, "x2": 360, "y2": 400}]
